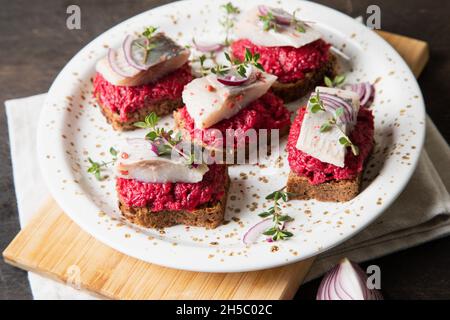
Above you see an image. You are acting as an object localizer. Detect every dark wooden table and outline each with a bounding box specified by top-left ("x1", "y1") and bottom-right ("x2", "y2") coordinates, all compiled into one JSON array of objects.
[{"x1": 1, "y1": 0, "x2": 449, "y2": 300}]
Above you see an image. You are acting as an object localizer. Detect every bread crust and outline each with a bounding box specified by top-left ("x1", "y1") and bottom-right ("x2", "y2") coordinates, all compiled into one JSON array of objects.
[
  {"x1": 96, "y1": 93, "x2": 182, "y2": 131},
  {"x1": 118, "y1": 172, "x2": 230, "y2": 229},
  {"x1": 286, "y1": 171, "x2": 362, "y2": 202},
  {"x1": 271, "y1": 54, "x2": 336, "y2": 103}
]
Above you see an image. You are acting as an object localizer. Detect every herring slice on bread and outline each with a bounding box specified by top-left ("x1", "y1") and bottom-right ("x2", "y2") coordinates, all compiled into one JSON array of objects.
[
  {"x1": 93, "y1": 27, "x2": 193, "y2": 131},
  {"x1": 116, "y1": 138, "x2": 229, "y2": 229},
  {"x1": 286, "y1": 86, "x2": 375, "y2": 202},
  {"x1": 174, "y1": 62, "x2": 291, "y2": 160},
  {"x1": 231, "y1": 6, "x2": 336, "y2": 102}
]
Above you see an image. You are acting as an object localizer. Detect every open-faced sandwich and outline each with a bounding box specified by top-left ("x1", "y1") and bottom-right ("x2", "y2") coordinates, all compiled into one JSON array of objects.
[
  {"x1": 93, "y1": 26, "x2": 193, "y2": 131},
  {"x1": 115, "y1": 122, "x2": 229, "y2": 229},
  {"x1": 173, "y1": 51, "x2": 291, "y2": 161},
  {"x1": 231, "y1": 5, "x2": 335, "y2": 102},
  {"x1": 286, "y1": 86, "x2": 374, "y2": 202}
]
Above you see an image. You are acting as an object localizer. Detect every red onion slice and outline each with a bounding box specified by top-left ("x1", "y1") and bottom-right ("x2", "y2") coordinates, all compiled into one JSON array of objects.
[
  {"x1": 258, "y1": 5, "x2": 293, "y2": 25},
  {"x1": 361, "y1": 82, "x2": 374, "y2": 107},
  {"x1": 123, "y1": 35, "x2": 147, "y2": 71},
  {"x1": 316, "y1": 258, "x2": 383, "y2": 300},
  {"x1": 243, "y1": 218, "x2": 273, "y2": 245},
  {"x1": 217, "y1": 65, "x2": 252, "y2": 86},
  {"x1": 316, "y1": 265, "x2": 337, "y2": 300},
  {"x1": 107, "y1": 48, "x2": 139, "y2": 77},
  {"x1": 149, "y1": 142, "x2": 159, "y2": 156},
  {"x1": 319, "y1": 93, "x2": 355, "y2": 124},
  {"x1": 193, "y1": 39, "x2": 224, "y2": 53},
  {"x1": 345, "y1": 82, "x2": 375, "y2": 108}
]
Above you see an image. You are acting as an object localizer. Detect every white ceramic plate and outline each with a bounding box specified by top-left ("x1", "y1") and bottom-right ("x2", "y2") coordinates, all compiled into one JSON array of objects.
[{"x1": 37, "y1": 0, "x2": 425, "y2": 272}]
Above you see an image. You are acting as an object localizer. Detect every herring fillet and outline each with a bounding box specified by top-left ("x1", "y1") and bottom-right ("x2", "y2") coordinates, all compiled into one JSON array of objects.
[
  {"x1": 96, "y1": 33, "x2": 190, "y2": 87},
  {"x1": 116, "y1": 138, "x2": 209, "y2": 183},
  {"x1": 296, "y1": 87, "x2": 360, "y2": 167},
  {"x1": 234, "y1": 6, "x2": 322, "y2": 48},
  {"x1": 182, "y1": 71, "x2": 278, "y2": 129}
]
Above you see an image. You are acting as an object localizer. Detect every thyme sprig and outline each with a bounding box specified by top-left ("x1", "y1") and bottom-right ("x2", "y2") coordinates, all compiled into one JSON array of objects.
[
  {"x1": 220, "y1": 2, "x2": 240, "y2": 46},
  {"x1": 199, "y1": 54, "x2": 209, "y2": 76},
  {"x1": 291, "y1": 9, "x2": 306, "y2": 33},
  {"x1": 309, "y1": 92, "x2": 360, "y2": 156},
  {"x1": 258, "y1": 187, "x2": 295, "y2": 241},
  {"x1": 210, "y1": 49, "x2": 264, "y2": 78},
  {"x1": 134, "y1": 26, "x2": 158, "y2": 64},
  {"x1": 324, "y1": 74, "x2": 346, "y2": 88},
  {"x1": 259, "y1": 11, "x2": 278, "y2": 32},
  {"x1": 134, "y1": 113, "x2": 195, "y2": 165},
  {"x1": 87, "y1": 147, "x2": 118, "y2": 181}
]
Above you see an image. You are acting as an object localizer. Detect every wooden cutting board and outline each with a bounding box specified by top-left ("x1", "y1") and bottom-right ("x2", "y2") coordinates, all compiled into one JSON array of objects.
[{"x1": 2, "y1": 31, "x2": 429, "y2": 300}]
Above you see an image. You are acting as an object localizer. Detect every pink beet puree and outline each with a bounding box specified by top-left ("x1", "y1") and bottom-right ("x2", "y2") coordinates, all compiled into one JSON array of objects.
[
  {"x1": 178, "y1": 91, "x2": 291, "y2": 148},
  {"x1": 116, "y1": 164, "x2": 227, "y2": 211},
  {"x1": 231, "y1": 39, "x2": 330, "y2": 83},
  {"x1": 287, "y1": 107, "x2": 374, "y2": 185},
  {"x1": 93, "y1": 64, "x2": 193, "y2": 121}
]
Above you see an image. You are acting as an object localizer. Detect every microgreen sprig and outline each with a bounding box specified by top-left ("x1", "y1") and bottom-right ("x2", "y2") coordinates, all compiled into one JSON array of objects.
[
  {"x1": 87, "y1": 147, "x2": 118, "y2": 181},
  {"x1": 324, "y1": 74, "x2": 346, "y2": 88},
  {"x1": 134, "y1": 26, "x2": 158, "y2": 63},
  {"x1": 220, "y1": 2, "x2": 240, "y2": 46},
  {"x1": 210, "y1": 49, "x2": 264, "y2": 78},
  {"x1": 259, "y1": 11, "x2": 278, "y2": 32},
  {"x1": 134, "y1": 113, "x2": 195, "y2": 165},
  {"x1": 291, "y1": 9, "x2": 306, "y2": 33},
  {"x1": 309, "y1": 92, "x2": 360, "y2": 156},
  {"x1": 258, "y1": 187, "x2": 295, "y2": 241}
]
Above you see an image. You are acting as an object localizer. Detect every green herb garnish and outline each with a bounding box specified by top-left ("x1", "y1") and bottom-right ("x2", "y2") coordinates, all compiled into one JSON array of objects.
[
  {"x1": 134, "y1": 113, "x2": 194, "y2": 165},
  {"x1": 259, "y1": 11, "x2": 278, "y2": 32},
  {"x1": 324, "y1": 74, "x2": 346, "y2": 88},
  {"x1": 309, "y1": 92, "x2": 359, "y2": 156},
  {"x1": 258, "y1": 187, "x2": 295, "y2": 241},
  {"x1": 87, "y1": 147, "x2": 118, "y2": 181},
  {"x1": 134, "y1": 26, "x2": 158, "y2": 64},
  {"x1": 291, "y1": 10, "x2": 306, "y2": 33},
  {"x1": 211, "y1": 48, "x2": 264, "y2": 78},
  {"x1": 220, "y1": 2, "x2": 240, "y2": 46}
]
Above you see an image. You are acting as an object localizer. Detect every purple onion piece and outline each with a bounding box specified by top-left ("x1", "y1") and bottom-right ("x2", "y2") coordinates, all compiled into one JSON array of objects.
[
  {"x1": 107, "y1": 48, "x2": 138, "y2": 77},
  {"x1": 243, "y1": 218, "x2": 273, "y2": 245},
  {"x1": 123, "y1": 35, "x2": 147, "y2": 71},
  {"x1": 360, "y1": 82, "x2": 374, "y2": 107},
  {"x1": 193, "y1": 39, "x2": 224, "y2": 53},
  {"x1": 258, "y1": 5, "x2": 293, "y2": 26},
  {"x1": 316, "y1": 258, "x2": 383, "y2": 300},
  {"x1": 216, "y1": 66, "x2": 252, "y2": 86},
  {"x1": 320, "y1": 93, "x2": 354, "y2": 123}
]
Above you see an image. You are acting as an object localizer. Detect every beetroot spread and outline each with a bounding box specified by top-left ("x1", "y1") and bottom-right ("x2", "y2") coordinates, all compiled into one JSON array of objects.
[
  {"x1": 287, "y1": 107, "x2": 374, "y2": 185},
  {"x1": 93, "y1": 64, "x2": 193, "y2": 121},
  {"x1": 117, "y1": 164, "x2": 226, "y2": 211},
  {"x1": 231, "y1": 39, "x2": 330, "y2": 83},
  {"x1": 178, "y1": 91, "x2": 291, "y2": 148}
]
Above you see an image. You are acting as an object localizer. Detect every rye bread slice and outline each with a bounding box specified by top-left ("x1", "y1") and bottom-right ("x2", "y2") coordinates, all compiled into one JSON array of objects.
[
  {"x1": 118, "y1": 172, "x2": 230, "y2": 229},
  {"x1": 96, "y1": 93, "x2": 182, "y2": 131},
  {"x1": 271, "y1": 54, "x2": 336, "y2": 103},
  {"x1": 286, "y1": 171, "x2": 362, "y2": 202}
]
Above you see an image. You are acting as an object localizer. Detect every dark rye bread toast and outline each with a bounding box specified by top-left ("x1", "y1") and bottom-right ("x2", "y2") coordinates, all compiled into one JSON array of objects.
[
  {"x1": 173, "y1": 110, "x2": 290, "y2": 163},
  {"x1": 286, "y1": 171, "x2": 362, "y2": 202},
  {"x1": 118, "y1": 172, "x2": 230, "y2": 229},
  {"x1": 271, "y1": 54, "x2": 336, "y2": 103},
  {"x1": 96, "y1": 93, "x2": 182, "y2": 131}
]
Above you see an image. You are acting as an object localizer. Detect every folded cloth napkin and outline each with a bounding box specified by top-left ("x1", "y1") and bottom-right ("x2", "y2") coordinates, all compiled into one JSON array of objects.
[{"x1": 5, "y1": 94, "x2": 450, "y2": 298}]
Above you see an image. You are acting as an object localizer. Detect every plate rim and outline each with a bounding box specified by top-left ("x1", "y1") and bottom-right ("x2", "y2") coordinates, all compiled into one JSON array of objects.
[{"x1": 37, "y1": 0, "x2": 426, "y2": 272}]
